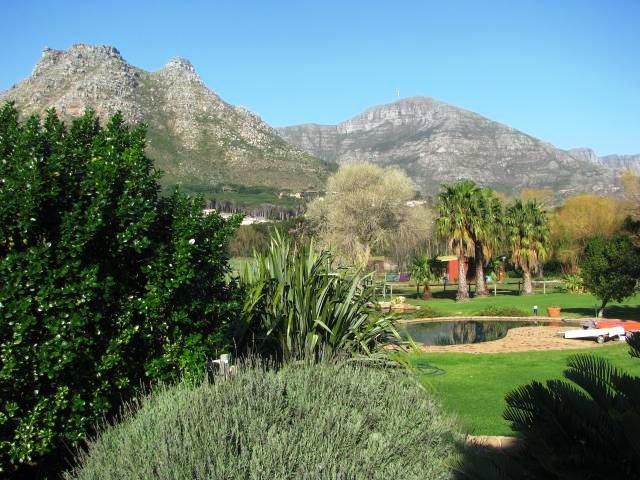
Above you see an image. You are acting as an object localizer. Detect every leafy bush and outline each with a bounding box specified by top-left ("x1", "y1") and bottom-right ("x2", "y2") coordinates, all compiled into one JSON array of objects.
[
  {"x1": 0, "y1": 104, "x2": 241, "y2": 475},
  {"x1": 472, "y1": 306, "x2": 529, "y2": 317},
  {"x1": 581, "y1": 235, "x2": 640, "y2": 315},
  {"x1": 562, "y1": 272, "x2": 587, "y2": 293},
  {"x1": 410, "y1": 255, "x2": 441, "y2": 299},
  {"x1": 239, "y1": 231, "x2": 403, "y2": 363},
  {"x1": 65, "y1": 362, "x2": 461, "y2": 480}
]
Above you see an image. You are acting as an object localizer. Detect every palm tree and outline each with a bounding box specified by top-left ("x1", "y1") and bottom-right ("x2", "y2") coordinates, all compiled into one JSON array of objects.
[
  {"x1": 410, "y1": 255, "x2": 440, "y2": 299},
  {"x1": 471, "y1": 188, "x2": 505, "y2": 297},
  {"x1": 436, "y1": 180, "x2": 481, "y2": 302},
  {"x1": 505, "y1": 199, "x2": 550, "y2": 295}
]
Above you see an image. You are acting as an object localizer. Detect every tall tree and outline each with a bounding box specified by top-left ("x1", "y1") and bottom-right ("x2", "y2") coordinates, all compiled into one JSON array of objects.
[
  {"x1": 436, "y1": 180, "x2": 481, "y2": 302},
  {"x1": 621, "y1": 169, "x2": 640, "y2": 245},
  {"x1": 550, "y1": 194, "x2": 625, "y2": 272},
  {"x1": 581, "y1": 235, "x2": 640, "y2": 316},
  {"x1": 306, "y1": 163, "x2": 433, "y2": 266},
  {"x1": 506, "y1": 199, "x2": 550, "y2": 295},
  {"x1": 472, "y1": 188, "x2": 504, "y2": 297}
]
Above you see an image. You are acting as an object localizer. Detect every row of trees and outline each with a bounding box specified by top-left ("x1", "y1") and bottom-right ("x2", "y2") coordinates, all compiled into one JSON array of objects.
[
  {"x1": 306, "y1": 163, "x2": 640, "y2": 306},
  {"x1": 436, "y1": 180, "x2": 549, "y2": 301},
  {"x1": 304, "y1": 165, "x2": 551, "y2": 301}
]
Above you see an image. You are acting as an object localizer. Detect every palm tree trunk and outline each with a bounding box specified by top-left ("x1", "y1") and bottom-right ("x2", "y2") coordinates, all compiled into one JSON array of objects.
[
  {"x1": 474, "y1": 243, "x2": 489, "y2": 297},
  {"x1": 456, "y1": 255, "x2": 469, "y2": 302},
  {"x1": 422, "y1": 282, "x2": 432, "y2": 299},
  {"x1": 522, "y1": 266, "x2": 533, "y2": 295}
]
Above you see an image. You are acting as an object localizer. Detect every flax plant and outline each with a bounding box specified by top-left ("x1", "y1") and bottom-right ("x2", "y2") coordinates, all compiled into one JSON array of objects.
[{"x1": 238, "y1": 231, "x2": 403, "y2": 363}]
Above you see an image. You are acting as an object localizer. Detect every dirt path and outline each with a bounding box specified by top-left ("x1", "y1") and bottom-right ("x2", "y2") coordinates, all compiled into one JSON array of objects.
[{"x1": 402, "y1": 322, "x2": 626, "y2": 353}]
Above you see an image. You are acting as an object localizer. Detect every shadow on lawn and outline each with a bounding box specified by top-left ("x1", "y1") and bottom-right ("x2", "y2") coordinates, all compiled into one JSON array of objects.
[
  {"x1": 563, "y1": 304, "x2": 640, "y2": 320},
  {"x1": 425, "y1": 286, "x2": 522, "y2": 301},
  {"x1": 455, "y1": 440, "x2": 526, "y2": 480},
  {"x1": 412, "y1": 359, "x2": 446, "y2": 377}
]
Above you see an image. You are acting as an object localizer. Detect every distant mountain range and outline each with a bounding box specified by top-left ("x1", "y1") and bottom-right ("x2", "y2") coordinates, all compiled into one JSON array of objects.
[
  {"x1": 1, "y1": 44, "x2": 636, "y2": 199},
  {"x1": 278, "y1": 97, "x2": 631, "y2": 198}
]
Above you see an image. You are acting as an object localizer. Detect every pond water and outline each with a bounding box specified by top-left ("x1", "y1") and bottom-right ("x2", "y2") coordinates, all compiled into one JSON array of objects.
[{"x1": 400, "y1": 320, "x2": 538, "y2": 346}]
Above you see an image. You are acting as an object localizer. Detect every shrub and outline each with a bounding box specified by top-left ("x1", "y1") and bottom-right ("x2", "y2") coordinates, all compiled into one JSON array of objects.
[
  {"x1": 0, "y1": 104, "x2": 241, "y2": 475},
  {"x1": 239, "y1": 231, "x2": 403, "y2": 363},
  {"x1": 65, "y1": 363, "x2": 461, "y2": 480},
  {"x1": 405, "y1": 305, "x2": 445, "y2": 319},
  {"x1": 562, "y1": 272, "x2": 587, "y2": 293}
]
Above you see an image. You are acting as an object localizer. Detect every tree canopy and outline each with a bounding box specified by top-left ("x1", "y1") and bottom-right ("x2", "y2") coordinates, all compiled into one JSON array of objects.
[
  {"x1": 306, "y1": 163, "x2": 433, "y2": 266},
  {"x1": 550, "y1": 194, "x2": 625, "y2": 272},
  {"x1": 505, "y1": 199, "x2": 550, "y2": 294},
  {"x1": 581, "y1": 235, "x2": 640, "y2": 314}
]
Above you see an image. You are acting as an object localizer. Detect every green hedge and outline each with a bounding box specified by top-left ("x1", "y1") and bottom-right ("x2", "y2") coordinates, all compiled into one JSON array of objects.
[{"x1": 66, "y1": 363, "x2": 461, "y2": 480}]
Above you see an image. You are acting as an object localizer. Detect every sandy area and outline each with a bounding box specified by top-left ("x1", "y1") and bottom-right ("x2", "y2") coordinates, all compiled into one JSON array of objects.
[
  {"x1": 403, "y1": 322, "x2": 626, "y2": 353},
  {"x1": 465, "y1": 435, "x2": 523, "y2": 449}
]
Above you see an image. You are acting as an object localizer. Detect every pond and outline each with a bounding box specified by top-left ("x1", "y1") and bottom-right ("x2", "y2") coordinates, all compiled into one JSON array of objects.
[{"x1": 400, "y1": 320, "x2": 538, "y2": 346}]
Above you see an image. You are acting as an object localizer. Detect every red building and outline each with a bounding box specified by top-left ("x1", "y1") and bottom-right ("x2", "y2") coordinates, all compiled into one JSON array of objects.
[{"x1": 437, "y1": 255, "x2": 469, "y2": 282}]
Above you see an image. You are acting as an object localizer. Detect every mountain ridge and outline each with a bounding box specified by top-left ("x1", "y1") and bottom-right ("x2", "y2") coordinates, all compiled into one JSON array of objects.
[
  {"x1": 2, "y1": 45, "x2": 633, "y2": 199},
  {"x1": 278, "y1": 96, "x2": 623, "y2": 198},
  {"x1": 0, "y1": 44, "x2": 332, "y2": 192}
]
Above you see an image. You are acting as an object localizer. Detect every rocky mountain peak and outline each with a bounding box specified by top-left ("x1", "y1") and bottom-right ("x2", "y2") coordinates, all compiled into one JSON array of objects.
[
  {"x1": 567, "y1": 148, "x2": 600, "y2": 164},
  {"x1": 0, "y1": 44, "x2": 330, "y2": 191},
  {"x1": 164, "y1": 57, "x2": 196, "y2": 73},
  {"x1": 32, "y1": 43, "x2": 128, "y2": 79},
  {"x1": 158, "y1": 56, "x2": 203, "y2": 86},
  {"x1": 337, "y1": 96, "x2": 483, "y2": 135}
]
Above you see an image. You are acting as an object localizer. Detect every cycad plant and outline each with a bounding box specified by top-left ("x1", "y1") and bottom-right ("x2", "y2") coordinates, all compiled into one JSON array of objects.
[
  {"x1": 500, "y1": 333, "x2": 640, "y2": 479},
  {"x1": 239, "y1": 231, "x2": 403, "y2": 363}
]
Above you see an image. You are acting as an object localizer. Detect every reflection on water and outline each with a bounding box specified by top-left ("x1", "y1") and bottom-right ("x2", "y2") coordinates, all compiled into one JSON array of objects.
[{"x1": 401, "y1": 321, "x2": 536, "y2": 346}]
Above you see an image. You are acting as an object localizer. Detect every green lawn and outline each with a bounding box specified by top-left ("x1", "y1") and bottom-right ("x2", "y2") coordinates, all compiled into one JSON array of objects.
[
  {"x1": 385, "y1": 284, "x2": 640, "y2": 320},
  {"x1": 404, "y1": 345, "x2": 640, "y2": 436}
]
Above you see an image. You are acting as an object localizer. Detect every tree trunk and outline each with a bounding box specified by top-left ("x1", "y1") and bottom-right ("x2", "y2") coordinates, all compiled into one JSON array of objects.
[
  {"x1": 456, "y1": 256, "x2": 469, "y2": 302},
  {"x1": 474, "y1": 243, "x2": 489, "y2": 297},
  {"x1": 599, "y1": 298, "x2": 609, "y2": 318},
  {"x1": 422, "y1": 283, "x2": 432, "y2": 300},
  {"x1": 522, "y1": 267, "x2": 533, "y2": 295}
]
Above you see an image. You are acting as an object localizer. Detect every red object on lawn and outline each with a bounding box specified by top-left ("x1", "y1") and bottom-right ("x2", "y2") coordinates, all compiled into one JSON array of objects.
[{"x1": 595, "y1": 320, "x2": 640, "y2": 332}]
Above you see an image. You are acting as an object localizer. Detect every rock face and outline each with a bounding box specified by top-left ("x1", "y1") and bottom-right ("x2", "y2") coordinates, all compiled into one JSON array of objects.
[
  {"x1": 278, "y1": 97, "x2": 621, "y2": 197},
  {"x1": 568, "y1": 148, "x2": 640, "y2": 172},
  {"x1": 0, "y1": 44, "x2": 330, "y2": 191}
]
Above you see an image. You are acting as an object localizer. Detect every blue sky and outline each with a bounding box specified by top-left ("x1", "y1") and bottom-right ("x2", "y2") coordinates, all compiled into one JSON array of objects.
[{"x1": 1, "y1": 0, "x2": 638, "y2": 155}]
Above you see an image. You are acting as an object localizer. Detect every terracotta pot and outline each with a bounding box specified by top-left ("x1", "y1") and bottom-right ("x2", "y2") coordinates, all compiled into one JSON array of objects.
[{"x1": 547, "y1": 306, "x2": 561, "y2": 318}]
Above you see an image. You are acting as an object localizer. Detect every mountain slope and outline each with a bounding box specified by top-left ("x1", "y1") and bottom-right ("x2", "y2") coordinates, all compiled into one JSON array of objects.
[
  {"x1": 0, "y1": 44, "x2": 331, "y2": 192},
  {"x1": 278, "y1": 97, "x2": 619, "y2": 197}
]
